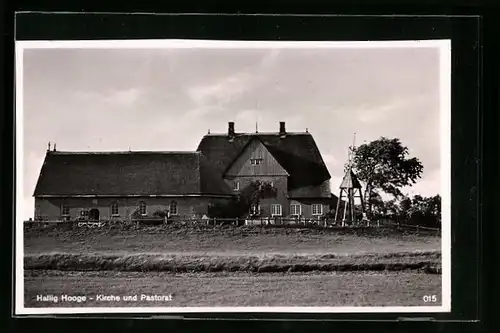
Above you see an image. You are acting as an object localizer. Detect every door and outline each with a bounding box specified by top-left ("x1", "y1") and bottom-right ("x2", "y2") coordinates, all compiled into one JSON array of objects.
[{"x1": 88, "y1": 208, "x2": 100, "y2": 221}]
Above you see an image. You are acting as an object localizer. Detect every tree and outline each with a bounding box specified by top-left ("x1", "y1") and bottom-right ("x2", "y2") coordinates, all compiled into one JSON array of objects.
[
  {"x1": 368, "y1": 192, "x2": 386, "y2": 218},
  {"x1": 352, "y1": 137, "x2": 424, "y2": 216},
  {"x1": 208, "y1": 180, "x2": 277, "y2": 218},
  {"x1": 377, "y1": 194, "x2": 441, "y2": 227},
  {"x1": 407, "y1": 194, "x2": 441, "y2": 227}
]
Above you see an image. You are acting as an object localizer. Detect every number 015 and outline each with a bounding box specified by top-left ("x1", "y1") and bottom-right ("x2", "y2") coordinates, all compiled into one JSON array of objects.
[{"x1": 423, "y1": 295, "x2": 437, "y2": 303}]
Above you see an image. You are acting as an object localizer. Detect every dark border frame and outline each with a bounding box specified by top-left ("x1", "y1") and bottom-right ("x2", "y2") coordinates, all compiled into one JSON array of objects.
[{"x1": 2, "y1": 10, "x2": 490, "y2": 333}]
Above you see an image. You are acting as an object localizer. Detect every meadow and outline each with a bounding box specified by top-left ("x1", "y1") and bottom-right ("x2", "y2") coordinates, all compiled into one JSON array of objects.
[
  {"x1": 25, "y1": 270, "x2": 442, "y2": 307},
  {"x1": 23, "y1": 224, "x2": 442, "y2": 308},
  {"x1": 24, "y1": 223, "x2": 441, "y2": 255}
]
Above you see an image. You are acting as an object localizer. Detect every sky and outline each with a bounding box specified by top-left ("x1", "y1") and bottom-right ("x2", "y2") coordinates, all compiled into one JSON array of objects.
[{"x1": 19, "y1": 41, "x2": 445, "y2": 220}]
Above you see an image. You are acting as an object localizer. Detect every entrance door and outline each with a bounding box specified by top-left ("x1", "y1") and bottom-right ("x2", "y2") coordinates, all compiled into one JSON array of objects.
[{"x1": 89, "y1": 208, "x2": 100, "y2": 221}]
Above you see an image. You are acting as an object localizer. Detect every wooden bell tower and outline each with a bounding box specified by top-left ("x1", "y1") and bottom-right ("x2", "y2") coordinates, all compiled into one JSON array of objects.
[{"x1": 334, "y1": 134, "x2": 368, "y2": 226}]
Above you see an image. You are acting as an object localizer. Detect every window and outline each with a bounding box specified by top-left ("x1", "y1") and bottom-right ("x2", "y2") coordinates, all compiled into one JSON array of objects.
[
  {"x1": 250, "y1": 204, "x2": 261, "y2": 215},
  {"x1": 312, "y1": 204, "x2": 323, "y2": 216},
  {"x1": 290, "y1": 204, "x2": 301, "y2": 216},
  {"x1": 169, "y1": 201, "x2": 178, "y2": 215},
  {"x1": 110, "y1": 201, "x2": 119, "y2": 216},
  {"x1": 233, "y1": 181, "x2": 240, "y2": 191},
  {"x1": 61, "y1": 204, "x2": 69, "y2": 216},
  {"x1": 271, "y1": 204, "x2": 282, "y2": 216},
  {"x1": 250, "y1": 158, "x2": 263, "y2": 165},
  {"x1": 138, "y1": 201, "x2": 147, "y2": 215}
]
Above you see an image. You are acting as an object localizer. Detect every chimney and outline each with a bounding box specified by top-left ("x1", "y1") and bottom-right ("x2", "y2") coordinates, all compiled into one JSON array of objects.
[
  {"x1": 228, "y1": 122, "x2": 235, "y2": 140},
  {"x1": 279, "y1": 121, "x2": 286, "y2": 138}
]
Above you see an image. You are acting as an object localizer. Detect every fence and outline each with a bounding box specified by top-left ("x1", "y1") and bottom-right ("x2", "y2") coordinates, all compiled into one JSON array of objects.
[
  {"x1": 377, "y1": 220, "x2": 441, "y2": 233},
  {"x1": 24, "y1": 216, "x2": 440, "y2": 233}
]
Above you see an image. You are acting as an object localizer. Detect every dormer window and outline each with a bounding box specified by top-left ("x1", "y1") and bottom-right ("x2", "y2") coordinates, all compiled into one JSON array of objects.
[
  {"x1": 250, "y1": 158, "x2": 263, "y2": 165},
  {"x1": 233, "y1": 181, "x2": 240, "y2": 191}
]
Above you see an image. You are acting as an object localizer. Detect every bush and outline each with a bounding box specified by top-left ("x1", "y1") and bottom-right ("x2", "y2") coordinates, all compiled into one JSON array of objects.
[
  {"x1": 152, "y1": 210, "x2": 168, "y2": 218},
  {"x1": 131, "y1": 208, "x2": 141, "y2": 219}
]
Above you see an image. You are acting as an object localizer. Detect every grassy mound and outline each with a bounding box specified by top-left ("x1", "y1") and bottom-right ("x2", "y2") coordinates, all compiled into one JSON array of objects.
[
  {"x1": 24, "y1": 223, "x2": 441, "y2": 255},
  {"x1": 25, "y1": 251, "x2": 441, "y2": 274},
  {"x1": 24, "y1": 222, "x2": 439, "y2": 238}
]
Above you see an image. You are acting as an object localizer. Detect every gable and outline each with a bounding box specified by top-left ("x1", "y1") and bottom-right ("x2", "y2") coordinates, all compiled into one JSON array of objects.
[
  {"x1": 197, "y1": 133, "x2": 332, "y2": 198},
  {"x1": 225, "y1": 138, "x2": 289, "y2": 177},
  {"x1": 197, "y1": 133, "x2": 330, "y2": 178}
]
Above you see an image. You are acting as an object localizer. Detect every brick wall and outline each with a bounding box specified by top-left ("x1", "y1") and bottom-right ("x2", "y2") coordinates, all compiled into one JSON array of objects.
[
  {"x1": 34, "y1": 196, "x2": 230, "y2": 221},
  {"x1": 34, "y1": 195, "x2": 332, "y2": 220},
  {"x1": 289, "y1": 198, "x2": 332, "y2": 218},
  {"x1": 224, "y1": 175, "x2": 289, "y2": 216}
]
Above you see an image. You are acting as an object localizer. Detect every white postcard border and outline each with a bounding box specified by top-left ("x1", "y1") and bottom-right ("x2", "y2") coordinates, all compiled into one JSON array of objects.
[{"x1": 15, "y1": 39, "x2": 452, "y2": 315}]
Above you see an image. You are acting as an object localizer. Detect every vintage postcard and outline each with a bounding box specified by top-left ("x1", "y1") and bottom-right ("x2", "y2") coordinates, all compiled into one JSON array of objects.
[{"x1": 15, "y1": 39, "x2": 451, "y2": 314}]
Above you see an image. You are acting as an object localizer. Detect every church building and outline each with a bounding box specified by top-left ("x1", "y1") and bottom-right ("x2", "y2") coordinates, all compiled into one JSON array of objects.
[{"x1": 33, "y1": 122, "x2": 336, "y2": 221}]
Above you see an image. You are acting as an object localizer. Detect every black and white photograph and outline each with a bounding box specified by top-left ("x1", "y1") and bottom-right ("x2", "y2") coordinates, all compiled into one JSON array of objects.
[{"x1": 15, "y1": 39, "x2": 451, "y2": 314}]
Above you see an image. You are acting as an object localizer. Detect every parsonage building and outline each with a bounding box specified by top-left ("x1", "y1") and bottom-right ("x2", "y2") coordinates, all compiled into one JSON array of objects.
[{"x1": 33, "y1": 122, "x2": 336, "y2": 221}]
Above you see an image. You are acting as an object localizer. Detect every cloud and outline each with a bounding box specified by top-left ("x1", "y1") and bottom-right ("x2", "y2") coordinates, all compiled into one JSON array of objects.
[
  {"x1": 234, "y1": 109, "x2": 261, "y2": 127},
  {"x1": 403, "y1": 168, "x2": 441, "y2": 197},
  {"x1": 185, "y1": 49, "x2": 281, "y2": 108},
  {"x1": 322, "y1": 153, "x2": 340, "y2": 169},
  {"x1": 187, "y1": 71, "x2": 254, "y2": 106},
  {"x1": 259, "y1": 49, "x2": 280, "y2": 70},
  {"x1": 22, "y1": 151, "x2": 45, "y2": 220},
  {"x1": 73, "y1": 87, "x2": 143, "y2": 107},
  {"x1": 356, "y1": 95, "x2": 428, "y2": 123},
  {"x1": 104, "y1": 88, "x2": 142, "y2": 106},
  {"x1": 20, "y1": 45, "x2": 443, "y2": 219},
  {"x1": 329, "y1": 176, "x2": 344, "y2": 193}
]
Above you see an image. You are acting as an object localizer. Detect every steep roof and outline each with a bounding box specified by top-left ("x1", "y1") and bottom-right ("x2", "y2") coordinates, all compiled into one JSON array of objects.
[
  {"x1": 340, "y1": 168, "x2": 362, "y2": 189},
  {"x1": 196, "y1": 132, "x2": 331, "y2": 198},
  {"x1": 33, "y1": 151, "x2": 233, "y2": 197}
]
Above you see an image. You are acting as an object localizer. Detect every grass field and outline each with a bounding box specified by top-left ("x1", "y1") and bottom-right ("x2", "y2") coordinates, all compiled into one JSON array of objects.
[
  {"x1": 25, "y1": 270, "x2": 442, "y2": 307},
  {"x1": 23, "y1": 225, "x2": 442, "y2": 308},
  {"x1": 24, "y1": 224, "x2": 441, "y2": 255}
]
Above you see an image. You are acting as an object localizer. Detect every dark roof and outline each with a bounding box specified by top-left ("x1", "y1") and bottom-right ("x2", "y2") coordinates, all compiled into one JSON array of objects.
[
  {"x1": 196, "y1": 132, "x2": 331, "y2": 198},
  {"x1": 340, "y1": 169, "x2": 362, "y2": 189},
  {"x1": 33, "y1": 151, "x2": 233, "y2": 197}
]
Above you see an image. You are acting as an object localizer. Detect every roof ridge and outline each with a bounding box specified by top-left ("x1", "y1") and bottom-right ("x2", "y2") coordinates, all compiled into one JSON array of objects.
[
  {"x1": 203, "y1": 132, "x2": 311, "y2": 136},
  {"x1": 47, "y1": 151, "x2": 201, "y2": 155}
]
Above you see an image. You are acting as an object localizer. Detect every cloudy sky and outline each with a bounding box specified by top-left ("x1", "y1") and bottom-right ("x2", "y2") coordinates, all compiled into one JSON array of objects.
[{"x1": 19, "y1": 41, "x2": 445, "y2": 220}]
